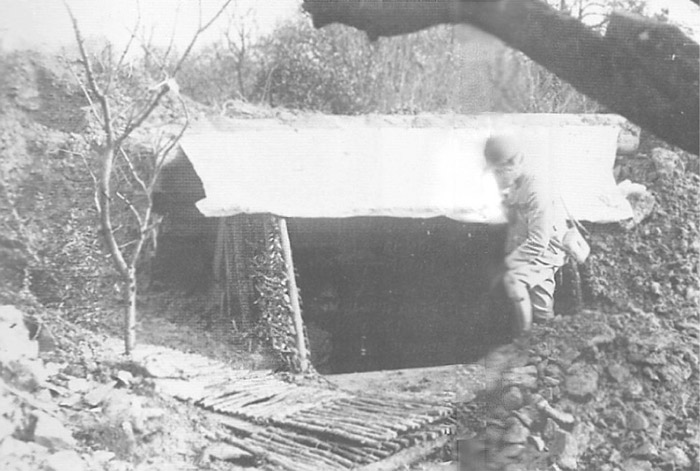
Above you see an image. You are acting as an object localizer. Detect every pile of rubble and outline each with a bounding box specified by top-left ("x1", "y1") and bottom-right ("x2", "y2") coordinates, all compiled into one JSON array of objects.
[
  {"x1": 0, "y1": 305, "x2": 220, "y2": 471},
  {"x1": 457, "y1": 308, "x2": 698, "y2": 471}
]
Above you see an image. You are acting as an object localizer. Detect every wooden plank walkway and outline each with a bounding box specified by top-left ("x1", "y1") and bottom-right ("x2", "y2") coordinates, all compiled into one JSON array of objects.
[{"x1": 126, "y1": 344, "x2": 455, "y2": 470}]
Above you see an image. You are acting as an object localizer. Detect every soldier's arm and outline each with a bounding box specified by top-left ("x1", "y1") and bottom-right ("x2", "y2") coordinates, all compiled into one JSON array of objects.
[{"x1": 505, "y1": 178, "x2": 554, "y2": 268}]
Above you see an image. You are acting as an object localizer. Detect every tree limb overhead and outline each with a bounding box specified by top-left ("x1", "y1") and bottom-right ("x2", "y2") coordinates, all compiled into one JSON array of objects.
[{"x1": 303, "y1": 0, "x2": 699, "y2": 155}]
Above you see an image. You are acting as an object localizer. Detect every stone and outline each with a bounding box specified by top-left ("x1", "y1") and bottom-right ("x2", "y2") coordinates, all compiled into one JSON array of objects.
[
  {"x1": 483, "y1": 425, "x2": 503, "y2": 446},
  {"x1": 205, "y1": 442, "x2": 253, "y2": 462},
  {"x1": 501, "y1": 387, "x2": 524, "y2": 410},
  {"x1": 565, "y1": 363, "x2": 599, "y2": 400},
  {"x1": 621, "y1": 458, "x2": 653, "y2": 471},
  {"x1": 651, "y1": 147, "x2": 684, "y2": 178},
  {"x1": 607, "y1": 364, "x2": 631, "y2": 383},
  {"x1": 631, "y1": 442, "x2": 658, "y2": 459},
  {"x1": 92, "y1": 450, "x2": 116, "y2": 464},
  {"x1": 544, "y1": 364, "x2": 563, "y2": 379},
  {"x1": 549, "y1": 422, "x2": 592, "y2": 470},
  {"x1": 618, "y1": 180, "x2": 656, "y2": 229},
  {"x1": 0, "y1": 416, "x2": 16, "y2": 441},
  {"x1": 500, "y1": 444, "x2": 526, "y2": 458},
  {"x1": 587, "y1": 323, "x2": 616, "y2": 347},
  {"x1": 84, "y1": 381, "x2": 117, "y2": 408},
  {"x1": 105, "y1": 460, "x2": 134, "y2": 471},
  {"x1": 660, "y1": 446, "x2": 691, "y2": 468},
  {"x1": 66, "y1": 378, "x2": 90, "y2": 393},
  {"x1": 1, "y1": 358, "x2": 47, "y2": 391},
  {"x1": 550, "y1": 430, "x2": 579, "y2": 470},
  {"x1": 536, "y1": 399, "x2": 575, "y2": 426},
  {"x1": 502, "y1": 421, "x2": 529, "y2": 444},
  {"x1": 31, "y1": 412, "x2": 76, "y2": 450},
  {"x1": 528, "y1": 435, "x2": 546, "y2": 452},
  {"x1": 543, "y1": 418, "x2": 561, "y2": 441},
  {"x1": 624, "y1": 379, "x2": 644, "y2": 399},
  {"x1": 605, "y1": 409, "x2": 627, "y2": 428},
  {"x1": 502, "y1": 366, "x2": 538, "y2": 390},
  {"x1": 512, "y1": 408, "x2": 535, "y2": 428},
  {"x1": 115, "y1": 371, "x2": 133, "y2": 387},
  {"x1": 0, "y1": 306, "x2": 38, "y2": 360},
  {"x1": 0, "y1": 436, "x2": 49, "y2": 457},
  {"x1": 44, "y1": 450, "x2": 86, "y2": 471},
  {"x1": 626, "y1": 411, "x2": 649, "y2": 431},
  {"x1": 543, "y1": 377, "x2": 560, "y2": 387}
]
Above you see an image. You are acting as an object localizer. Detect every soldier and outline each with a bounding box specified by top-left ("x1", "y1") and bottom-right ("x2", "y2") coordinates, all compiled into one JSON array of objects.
[{"x1": 483, "y1": 135, "x2": 567, "y2": 334}]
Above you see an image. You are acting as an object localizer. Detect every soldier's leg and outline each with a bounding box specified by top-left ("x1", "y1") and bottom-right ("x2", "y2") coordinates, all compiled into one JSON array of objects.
[
  {"x1": 530, "y1": 273, "x2": 556, "y2": 322},
  {"x1": 503, "y1": 270, "x2": 532, "y2": 334}
]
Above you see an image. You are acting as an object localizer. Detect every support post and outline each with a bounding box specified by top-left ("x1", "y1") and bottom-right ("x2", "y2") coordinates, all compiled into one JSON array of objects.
[{"x1": 277, "y1": 216, "x2": 310, "y2": 373}]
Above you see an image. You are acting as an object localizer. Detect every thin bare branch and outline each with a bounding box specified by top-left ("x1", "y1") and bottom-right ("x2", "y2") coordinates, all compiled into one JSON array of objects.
[
  {"x1": 171, "y1": 0, "x2": 234, "y2": 76},
  {"x1": 66, "y1": 62, "x2": 103, "y2": 127},
  {"x1": 160, "y1": 0, "x2": 183, "y2": 70},
  {"x1": 118, "y1": 147, "x2": 149, "y2": 195},
  {"x1": 107, "y1": 0, "x2": 142, "y2": 93},
  {"x1": 115, "y1": 191, "x2": 144, "y2": 227},
  {"x1": 64, "y1": 1, "x2": 115, "y2": 146}
]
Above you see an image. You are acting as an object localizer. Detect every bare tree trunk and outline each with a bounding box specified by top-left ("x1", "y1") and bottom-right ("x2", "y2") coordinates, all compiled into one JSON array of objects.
[
  {"x1": 126, "y1": 268, "x2": 137, "y2": 354},
  {"x1": 302, "y1": 0, "x2": 699, "y2": 155}
]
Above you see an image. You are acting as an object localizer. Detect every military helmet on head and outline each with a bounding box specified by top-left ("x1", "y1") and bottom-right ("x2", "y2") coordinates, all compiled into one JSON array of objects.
[{"x1": 484, "y1": 134, "x2": 523, "y2": 167}]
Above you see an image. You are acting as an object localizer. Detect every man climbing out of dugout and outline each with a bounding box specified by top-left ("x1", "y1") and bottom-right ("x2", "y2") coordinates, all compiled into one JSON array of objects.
[{"x1": 483, "y1": 135, "x2": 568, "y2": 334}]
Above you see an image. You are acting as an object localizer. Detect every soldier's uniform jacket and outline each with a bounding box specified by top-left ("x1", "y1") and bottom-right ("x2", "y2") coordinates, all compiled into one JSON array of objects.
[{"x1": 503, "y1": 171, "x2": 567, "y2": 285}]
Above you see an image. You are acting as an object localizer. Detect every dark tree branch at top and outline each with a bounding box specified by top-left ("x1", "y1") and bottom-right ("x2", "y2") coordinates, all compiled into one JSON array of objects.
[{"x1": 303, "y1": 0, "x2": 699, "y2": 155}]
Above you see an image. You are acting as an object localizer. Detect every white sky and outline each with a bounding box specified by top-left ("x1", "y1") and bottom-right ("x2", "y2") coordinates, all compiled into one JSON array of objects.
[
  {"x1": 0, "y1": 0, "x2": 302, "y2": 52},
  {"x1": 0, "y1": 0, "x2": 697, "y2": 52}
]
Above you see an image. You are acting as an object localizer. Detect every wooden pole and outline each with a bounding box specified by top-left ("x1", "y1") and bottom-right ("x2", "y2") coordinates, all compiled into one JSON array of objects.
[{"x1": 277, "y1": 216, "x2": 310, "y2": 373}]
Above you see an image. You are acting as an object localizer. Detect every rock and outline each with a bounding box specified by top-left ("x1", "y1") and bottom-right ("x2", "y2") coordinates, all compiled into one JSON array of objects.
[
  {"x1": 660, "y1": 446, "x2": 691, "y2": 468},
  {"x1": 83, "y1": 381, "x2": 117, "y2": 407},
  {"x1": 0, "y1": 306, "x2": 38, "y2": 360},
  {"x1": 66, "y1": 378, "x2": 90, "y2": 393},
  {"x1": 501, "y1": 387, "x2": 524, "y2": 410},
  {"x1": 651, "y1": 147, "x2": 684, "y2": 178},
  {"x1": 658, "y1": 364, "x2": 691, "y2": 386},
  {"x1": 0, "y1": 416, "x2": 16, "y2": 441},
  {"x1": 618, "y1": 180, "x2": 656, "y2": 229},
  {"x1": 550, "y1": 423, "x2": 591, "y2": 470},
  {"x1": 607, "y1": 364, "x2": 631, "y2": 383},
  {"x1": 92, "y1": 450, "x2": 116, "y2": 464},
  {"x1": 536, "y1": 399, "x2": 575, "y2": 426},
  {"x1": 528, "y1": 435, "x2": 546, "y2": 452},
  {"x1": 483, "y1": 425, "x2": 503, "y2": 446},
  {"x1": 1, "y1": 358, "x2": 48, "y2": 391},
  {"x1": 502, "y1": 366, "x2": 538, "y2": 390},
  {"x1": 604, "y1": 409, "x2": 627, "y2": 428},
  {"x1": 502, "y1": 421, "x2": 529, "y2": 444},
  {"x1": 30, "y1": 412, "x2": 76, "y2": 450},
  {"x1": 550, "y1": 430, "x2": 579, "y2": 470},
  {"x1": 621, "y1": 458, "x2": 653, "y2": 471},
  {"x1": 0, "y1": 436, "x2": 49, "y2": 457},
  {"x1": 543, "y1": 377, "x2": 560, "y2": 387},
  {"x1": 587, "y1": 323, "x2": 616, "y2": 347},
  {"x1": 623, "y1": 379, "x2": 644, "y2": 399},
  {"x1": 205, "y1": 442, "x2": 253, "y2": 462},
  {"x1": 626, "y1": 411, "x2": 649, "y2": 431},
  {"x1": 543, "y1": 418, "x2": 561, "y2": 442},
  {"x1": 115, "y1": 371, "x2": 133, "y2": 387},
  {"x1": 565, "y1": 363, "x2": 599, "y2": 400},
  {"x1": 512, "y1": 408, "x2": 535, "y2": 428},
  {"x1": 631, "y1": 442, "x2": 658, "y2": 459},
  {"x1": 500, "y1": 443, "x2": 526, "y2": 458},
  {"x1": 105, "y1": 460, "x2": 134, "y2": 471},
  {"x1": 44, "y1": 450, "x2": 86, "y2": 471}
]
